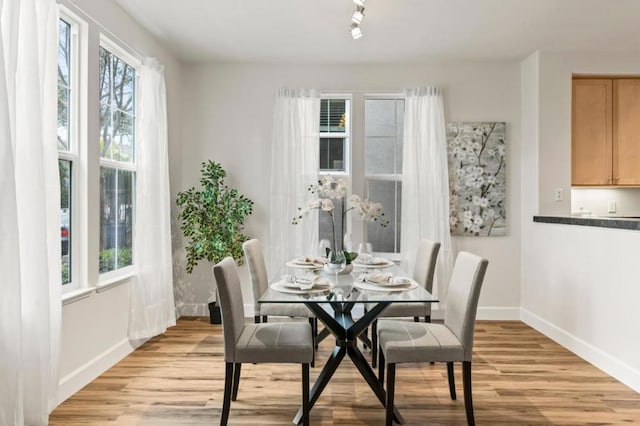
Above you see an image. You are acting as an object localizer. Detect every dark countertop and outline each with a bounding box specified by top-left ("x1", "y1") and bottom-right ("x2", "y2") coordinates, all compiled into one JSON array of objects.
[{"x1": 533, "y1": 215, "x2": 640, "y2": 231}]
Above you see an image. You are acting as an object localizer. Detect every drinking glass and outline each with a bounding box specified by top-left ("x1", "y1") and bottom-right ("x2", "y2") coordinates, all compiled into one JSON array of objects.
[
  {"x1": 357, "y1": 242, "x2": 373, "y2": 264},
  {"x1": 326, "y1": 249, "x2": 346, "y2": 279}
]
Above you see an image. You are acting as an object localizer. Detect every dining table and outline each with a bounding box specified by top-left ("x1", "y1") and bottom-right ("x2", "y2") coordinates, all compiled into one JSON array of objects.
[{"x1": 258, "y1": 258, "x2": 438, "y2": 425}]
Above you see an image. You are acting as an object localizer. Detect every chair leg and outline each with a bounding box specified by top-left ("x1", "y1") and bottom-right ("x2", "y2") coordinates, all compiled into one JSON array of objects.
[
  {"x1": 378, "y1": 348, "x2": 385, "y2": 385},
  {"x1": 308, "y1": 318, "x2": 315, "y2": 368},
  {"x1": 447, "y1": 362, "x2": 457, "y2": 400},
  {"x1": 254, "y1": 315, "x2": 260, "y2": 324},
  {"x1": 302, "y1": 363, "x2": 310, "y2": 426},
  {"x1": 462, "y1": 361, "x2": 475, "y2": 426},
  {"x1": 372, "y1": 319, "x2": 378, "y2": 368},
  {"x1": 231, "y1": 363, "x2": 241, "y2": 401},
  {"x1": 413, "y1": 316, "x2": 419, "y2": 322},
  {"x1": 385, "y1": 363, "x2": 396, "y2": 426},
  {"x1": 425, "y1": 315, "x2": 431, "y2": 323},
  {"x1": 262, "y1": 315, "x2": 267, "y2": 323},
  {"x1": 221, "y1": 362, "x2": 233, "y2": 426}
]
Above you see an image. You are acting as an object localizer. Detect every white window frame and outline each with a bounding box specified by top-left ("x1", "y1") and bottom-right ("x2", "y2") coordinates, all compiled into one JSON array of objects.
[
  {"x1": 363, "y1": 94, "x2": 405, "y2": 257},
  {"x1": 97, "y1": 36, "x2": 140, "y2": 282},
  {"x1": 319, "y1": 95, "x2": 352, "y2": 176},
  {"x1": 58, "y1": 8, "x2": 85, "y2": 295}
]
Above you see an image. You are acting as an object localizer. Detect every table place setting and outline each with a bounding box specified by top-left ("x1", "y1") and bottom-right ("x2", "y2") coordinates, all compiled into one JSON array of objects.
[
  {"x1": 353, "y1": 271, "x2": 418, "y2": 292},
  {"x1": 270, "y1": 274, "x2": 334, "y2": 294},
  {"x1": 285, "y1": 255, "x2": 327, "y2": 270}
]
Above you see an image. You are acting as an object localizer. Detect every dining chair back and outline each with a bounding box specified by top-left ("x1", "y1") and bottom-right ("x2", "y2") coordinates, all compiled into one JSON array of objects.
[
  {"x1": 242, "y1": 238, "x2": 317, "y2": 366},
  {"x1": 242, "y1": 238, "x2": 269, "y2": 320},
  {"x1": 370, "y1": 239, "x2": 440, "y2": 367},
  {"x1": 377, "y1": 251, "x2": 488, "y2": 426},
  {"x1": 213, "y1": 257, "x2": 312, "y2": 426}
]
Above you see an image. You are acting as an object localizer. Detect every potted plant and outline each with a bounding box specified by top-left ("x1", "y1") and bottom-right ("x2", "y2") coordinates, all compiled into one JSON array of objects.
[{"x1": 176, "y1": 160, "x2": 254, "y2": 322}]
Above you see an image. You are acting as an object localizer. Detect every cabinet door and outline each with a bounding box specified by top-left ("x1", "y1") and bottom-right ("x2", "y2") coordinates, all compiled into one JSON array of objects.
[
  {"x1": 613, "y1": 79, "x2": 640, "y2": 185},
  {"x1": 572, "y1": 79, "x2": 613, "y2": 185}
]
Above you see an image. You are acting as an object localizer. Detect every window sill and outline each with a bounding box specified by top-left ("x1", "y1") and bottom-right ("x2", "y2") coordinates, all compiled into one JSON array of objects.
[
  {"x1": 62, "y1": 287, "x2": 96, "y2": 306},
  {"x1": 97, "y1": 271, "x2": 136, "y2": 293}
]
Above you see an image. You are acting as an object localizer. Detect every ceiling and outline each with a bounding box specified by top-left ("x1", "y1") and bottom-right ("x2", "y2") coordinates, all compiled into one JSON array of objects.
[{"x1": 114, "y1": 0, "x2": 640, "y2": 64}]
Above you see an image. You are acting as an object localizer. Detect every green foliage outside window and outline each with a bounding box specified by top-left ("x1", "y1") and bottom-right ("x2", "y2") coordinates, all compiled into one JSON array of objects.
[{"x1": 177, "y1": 161, "x2": 254, "y2": 274}]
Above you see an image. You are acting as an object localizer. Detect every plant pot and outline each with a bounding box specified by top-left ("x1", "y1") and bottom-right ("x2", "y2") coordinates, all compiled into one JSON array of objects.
[{"x1": 208, "y1": 302, "x2": 222, "y2": 324}]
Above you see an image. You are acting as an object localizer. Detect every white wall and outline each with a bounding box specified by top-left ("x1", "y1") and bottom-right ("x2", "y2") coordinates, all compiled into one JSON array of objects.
[
  {"x1": 57, "y1": 0, "x2": 183, "y2": 403},
  {"x1": 521, "y1": 51, "x2": 640, "y2": 392},
  {"x1": 177, "y1": 62, "x2": 522, "y2": 319}
]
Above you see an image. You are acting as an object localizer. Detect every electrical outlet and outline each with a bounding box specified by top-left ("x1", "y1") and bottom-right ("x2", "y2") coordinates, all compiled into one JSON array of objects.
[
  {"x1": 608, "y1": 200, "x2": 616, "y2": 213},
  {"x1": 554, "y1": 188, "x2": 563, "y2": 202}
]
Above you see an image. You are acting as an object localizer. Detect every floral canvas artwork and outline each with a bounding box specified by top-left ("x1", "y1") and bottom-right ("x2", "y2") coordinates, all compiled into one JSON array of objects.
[{"x1": 447, "y1": 122, "x2": 506, "y2": 236}]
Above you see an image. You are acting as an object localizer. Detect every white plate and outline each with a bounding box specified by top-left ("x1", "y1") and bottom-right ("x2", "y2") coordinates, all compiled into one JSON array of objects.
[
  {"x1": 286, "y1": 260, "x2": 324, "y2": 269},
  {"x1": 364, "y1": 276, "x2": 412, "y2": 287},
  {"x1": 352, "y1": 258, "x2": 394, "y2": 268},
  {"x1": 271, "y1": 280, "x2": 334, "y2": 294},
  {"x1": 353, "y1": 281, "x2": 418, "y2": 292}
]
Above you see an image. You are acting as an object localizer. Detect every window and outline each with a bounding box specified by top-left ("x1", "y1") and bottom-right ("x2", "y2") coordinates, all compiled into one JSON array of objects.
[
  {"x1": 99, "y1": 44, "x2": 136, "y2": 274},
  {"x1": 57, "y1": 17, "x2": 76, "y2": 285},
  {"x1": 364, "y1": 98, "x2": 404, "y2": 253},
  {"x1": 318, "y1": 98, "x2": 351, "y2": 245},
  {"x1": 317, "y1": 95, "x2": 404, "y2": 255},
  {"x1": 319, "y1": 99, "x2": 350, "y2": 172}
]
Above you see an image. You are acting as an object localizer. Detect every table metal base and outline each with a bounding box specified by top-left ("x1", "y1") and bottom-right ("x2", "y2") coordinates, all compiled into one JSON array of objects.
[{"x1": 292, "y1": 300, "x2": 404, "y2": 425}]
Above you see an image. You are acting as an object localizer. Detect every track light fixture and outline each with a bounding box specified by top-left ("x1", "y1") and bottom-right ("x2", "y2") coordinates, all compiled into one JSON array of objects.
[
  {"x1": 350, "y1": 23, "x2": 362, "y2": 39},
  {"x1": 349, "y1": 1, "x2": 365, "y2": 39}
]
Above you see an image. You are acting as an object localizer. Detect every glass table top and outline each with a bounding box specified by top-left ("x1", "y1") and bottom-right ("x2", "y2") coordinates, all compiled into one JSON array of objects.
[{"x1": 258, "y1": 262, "x2": 438, "y2": 304}]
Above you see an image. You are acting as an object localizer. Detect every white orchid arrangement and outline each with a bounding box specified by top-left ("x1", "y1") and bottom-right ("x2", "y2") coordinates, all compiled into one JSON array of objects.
[{"x1": 292, "y1": 176, "x2": 388, "y2": 260}]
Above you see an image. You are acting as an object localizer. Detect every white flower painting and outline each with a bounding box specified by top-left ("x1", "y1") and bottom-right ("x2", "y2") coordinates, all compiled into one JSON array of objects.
[{"x1": 447, "y1": 122, "x2": 506, "y2": 236}]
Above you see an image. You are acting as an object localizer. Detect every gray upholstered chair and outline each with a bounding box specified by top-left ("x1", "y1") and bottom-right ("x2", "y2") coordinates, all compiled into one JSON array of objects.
[
  {"x1": 369, "y1": 239, "x2": 440, "y2": 368},
  {"x1": 242, "y1": 239, "x2": 318, "y2": 362},
  {"x1": 377, "y1": 251, "x2": 488, "y2": 426},
  {"x1": 213, "y1": 257, "x2": 313, "y2": 426}
]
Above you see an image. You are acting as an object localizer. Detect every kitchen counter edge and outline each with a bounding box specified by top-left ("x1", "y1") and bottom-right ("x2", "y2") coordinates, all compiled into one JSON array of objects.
[{"x1": 533, "y1": 215, "x2": 640, "y2": 231}]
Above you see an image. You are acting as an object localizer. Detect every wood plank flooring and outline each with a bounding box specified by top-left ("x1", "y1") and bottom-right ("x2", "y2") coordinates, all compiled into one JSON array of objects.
[{"x1": 50, "y1": 318, "x2": 640, "y2": 425}]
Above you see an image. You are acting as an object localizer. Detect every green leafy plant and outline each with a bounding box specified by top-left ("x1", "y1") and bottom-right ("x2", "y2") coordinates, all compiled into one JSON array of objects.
[{"x1": 176, "y1": 161, "x2": 254, "y2": 273}]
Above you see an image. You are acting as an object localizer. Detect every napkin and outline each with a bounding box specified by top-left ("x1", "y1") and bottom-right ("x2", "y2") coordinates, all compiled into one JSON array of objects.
[
  {"x1": 299, "y1": 256, "x2": 327, "y2": 265},
  {"x1": 282, "y1": 274, "x2": 331, "y2": 290},
  {"x1": 364, "y1": 272, "x2": 393, "y2": 284}
]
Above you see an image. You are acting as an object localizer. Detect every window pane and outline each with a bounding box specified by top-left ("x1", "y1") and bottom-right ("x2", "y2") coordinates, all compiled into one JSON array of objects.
[
  {"x1": 366, "y1": 180, "x2": 401, "y2": 253},
  {"x1": 365, "y1": 137, "x2": 395, "y2": 174},
  {"x1": 320, "y1": 137, "x2": 345, "y2": 171},
  {"x1": 99, "y1": 46, "x2": 136, "y2": 163},
  {"x1": 100, "y1": 168, "x2": 134, "y2": 273},
  {"x1": 365, "y1": 99, "x2": 405, "y2": 175},
  {"x1": 59, "y1": 160, "x2": 71, "y2": 284},
  {"x1": 57, "y1": 19, "x2": 71, "y2": 151},
  {"x1": 320, "y1": 99, "x2": 347, "y2": 133}
]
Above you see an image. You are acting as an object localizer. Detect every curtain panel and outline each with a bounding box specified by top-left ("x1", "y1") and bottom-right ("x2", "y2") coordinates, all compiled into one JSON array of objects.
[
  {"x1": 129, "y1": 57, "x2": 177, "y2": 341},
  {"x1": 268, "y1": 89, "x2": 320, "y2": 276},
  {"x1": 0, "y1": 0, "x2": 61, "y2": 424},
  {"x1": 401, "y1": 87, "x2": 454, "y2": 308}
]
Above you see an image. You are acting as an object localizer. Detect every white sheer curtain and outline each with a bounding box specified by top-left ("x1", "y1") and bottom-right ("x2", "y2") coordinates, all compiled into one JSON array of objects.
[
  {"x1": 401, "y1": 87, "x2": 454, "y2": 307},
  {"x1": 0, "y1": 0, "x2": 61, "y2": 424},
  {"x1": 268, "y1": 89, "x2": 320, "y2": 276},
  {"x1": 129, "y1": 58, "x2": 176, "y2": 341}
]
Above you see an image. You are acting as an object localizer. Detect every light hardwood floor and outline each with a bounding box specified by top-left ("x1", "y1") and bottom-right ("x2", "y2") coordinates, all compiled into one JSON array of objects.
[{"x1": 50, "y1": 318, "x2": 640, "y2": 425}]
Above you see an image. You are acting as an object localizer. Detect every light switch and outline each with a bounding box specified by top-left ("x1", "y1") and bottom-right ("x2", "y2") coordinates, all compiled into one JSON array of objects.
[{"x1": 608, "y1": 200, "x2": 616, "y2": 213}]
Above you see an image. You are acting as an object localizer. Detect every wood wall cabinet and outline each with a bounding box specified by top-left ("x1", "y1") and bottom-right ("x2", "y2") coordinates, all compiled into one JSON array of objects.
[{"x1": 572, "y1": 78, "x2": 640, "y2": 186}]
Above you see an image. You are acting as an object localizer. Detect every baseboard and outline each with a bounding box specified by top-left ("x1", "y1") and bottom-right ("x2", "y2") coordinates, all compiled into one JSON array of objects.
[
  {"x1": 522, "y1": 308, "x2": 640, "y2": 393},
  {"x1": 57, "y1": 338, "x2": 133, "y2": 404}
]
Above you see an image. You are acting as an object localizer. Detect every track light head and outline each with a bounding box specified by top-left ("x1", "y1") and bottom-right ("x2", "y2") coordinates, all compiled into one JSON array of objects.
[
  {"x1": 350, "y1": 23, "x2": 362, "y2": 39},
  {"x1": 351, "y1": 6, "x2": 365, "y2": 24}
]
